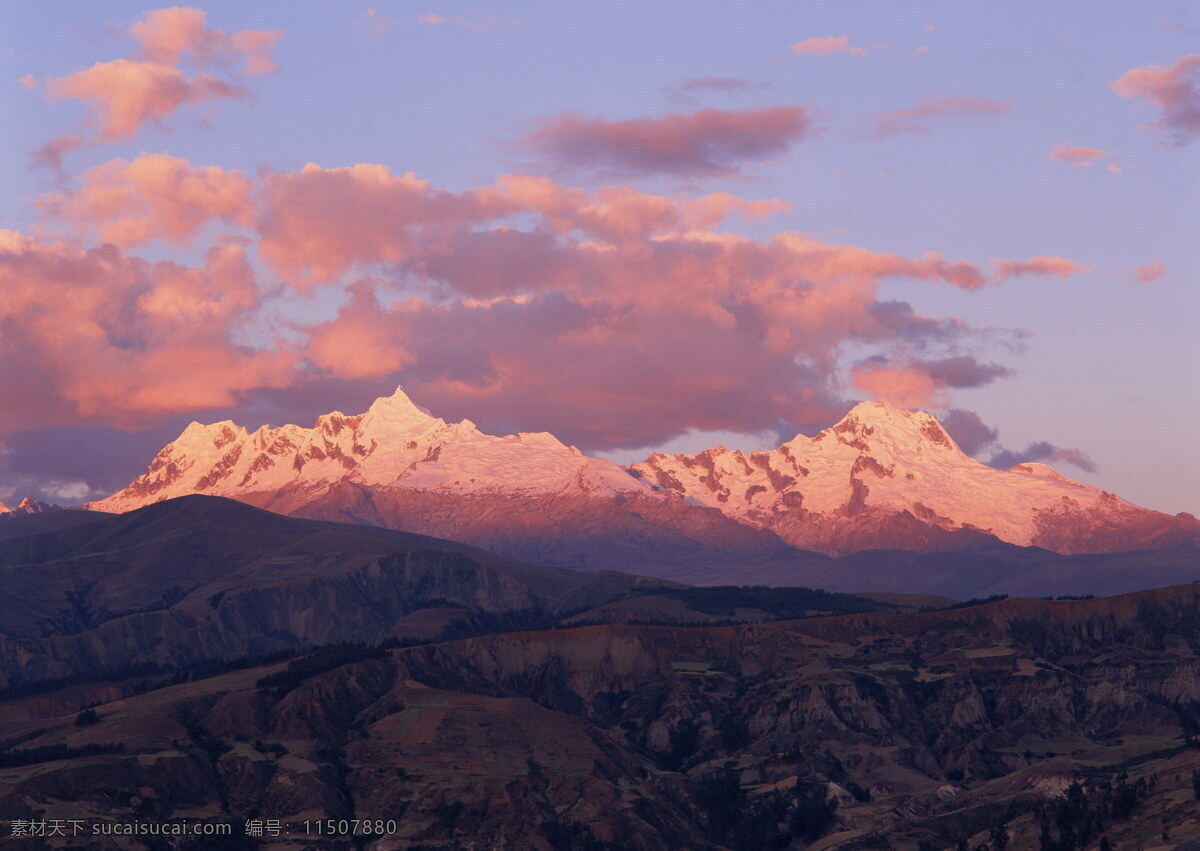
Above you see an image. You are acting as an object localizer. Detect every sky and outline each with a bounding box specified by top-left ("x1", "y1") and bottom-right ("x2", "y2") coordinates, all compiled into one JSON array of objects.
[{"x1": 0, "y1": 2, "x2": 1196, "y2": 515}]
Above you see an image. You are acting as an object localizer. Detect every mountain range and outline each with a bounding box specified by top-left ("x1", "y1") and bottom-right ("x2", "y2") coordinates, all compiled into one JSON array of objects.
[{"x1": 86, "y1": 388, "x2": 1200, "y2": 585}]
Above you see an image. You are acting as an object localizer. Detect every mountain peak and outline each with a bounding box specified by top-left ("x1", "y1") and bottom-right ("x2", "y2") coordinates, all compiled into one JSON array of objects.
[
  {"x1": 0, "y1": 497, "x2": 54, "y2": 515},
  {"x1": 825, "y1": 401, "x2": 961, "y2": 455},
  {"x1": 362, "y1": 386, "x2": 441, "y2": 435}
]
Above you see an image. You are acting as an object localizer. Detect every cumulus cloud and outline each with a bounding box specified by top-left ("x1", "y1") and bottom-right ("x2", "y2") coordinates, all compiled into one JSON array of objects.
[
  {"x1": 1133, "y1": 259, "x2": 1166, "y2": 283},
  {"x1": 1047, "y1": 143, "x2": 1108, "y2": 166},
  {"x1": 851, "y1": 363, "x2": 943, "y2": 409},
  {"x1": 515, "y1": 106, "x2": 818, "y2": 178},
  {"x1": 1112, "y1": 53, "x2": 1200, "y2": 145},
  {"x1": 866, "y1": 95, "x2": 1012, "y2": 138},
  {"x1": 1, "y1": 162, "x2": 1075, "y2": 455},
  {"x1": 39, "y1": 7, "x2": 281, "y2": 148},
  {"x1": 0, "y1": 233, "x2": 293, "y2": 430},
  {"x1": 790, "y1": 35, "x2": 868, "y2": 57},
  {"x1": 256, "y1": 163, "x2": 512, "y2": 287},
  {"x1": 39, "y1": 153, "x2": 254, "y2": 247}
]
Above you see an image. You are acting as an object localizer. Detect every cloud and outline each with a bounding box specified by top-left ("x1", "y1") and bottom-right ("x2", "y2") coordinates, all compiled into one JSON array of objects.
[
  {"x1": 940, "y1": 408, "x2": 999, "y2": 455},
  {"x1": 129, "y1": 6, "x2": 282, "y2": 75},
  {"x1": 1, "y1": 165, "x2": 1057, "y2": 455},
  {"x1": 17, "y1": 73, "x2": 36, "y2": 90},
  {"x1": 1107, "y1": 162, "x2": 1123, "y2": 174},
  {"x1": 866, "y1": 95, "x2": 1012, "y2": 138},
  {"x1": 849, "y1": 355, "x2": 1011, "y2": 412},
  {"x1": 991, "y1": 256, "x2": 1087, "y2": 281},
  {"x1": 665, "y1": 76, "x2": 766, "y2": 105},
  {"x1": 1133, "y1": 259, "x2": 1166, "y2": 283},
  {"x1": 417, "y1": 12, "x2": 520, "y2": 32},
  {"x1": 1047, "y1": 143, "x2": 1108, "y2": 166},
  {"x1": 1112, "y1": 53, "x2": 1200, "y2": 145},
  {"x1": 39, "y1": 153, "x2": 254, "y2": 247},
  {"x1": 851, "y1": 364, "x2": 944, "y2": 409},
  {"x1": 790, "y1": 35, "x2": 868, "y2": 57},
  {"x1": 256, "y1": 163, "x2": 513, "y2": 287},
  {"x1": 917, "y1": 356, "x2": 1013, "y2": 388},
  {"x1": 305, "y1": 284, "x2": 415, "y2": 379},
  {"x1": 515, "y1": 106, "x2": 818, "y2": 178},
  {"x1": 47, "y1": 59, "x2": 246, "y2": 142},
  {"x1": 1161, "y1": 19, "x2": 1200, "y2": 36},
  {"x1": 939, "y1": 407, "x2": 1097, "y2": 473},
  {"x1": 988, "y1": 442, "x2": 1098, "y2": 474},
  {"x1": 0, "y1": 233, "x2": 294, "y2": 431},
  {"x1": 30, "y1": 135, "x2": 84, "y2": 174},
  {"x1": 40, "y1": 7, "x2": 281, "y2": 146}
]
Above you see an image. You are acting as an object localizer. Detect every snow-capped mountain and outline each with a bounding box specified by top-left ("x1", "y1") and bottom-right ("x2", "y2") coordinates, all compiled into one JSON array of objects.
[
  {"x1": 89, "y1": 388, "x2": 783, "y2": 576},
  {"x1": 631, "y1": 402, "x2": 1199, "y2": 554},
  {"x1": 92, "y1": 387, "x2": 645, "y2": 511},
  {"x1": 0, "y1": 497, "x2": 53, "y2": 516},
  {"x1": 91, "y1": 389, "x2": 1199, "y2": 570}
]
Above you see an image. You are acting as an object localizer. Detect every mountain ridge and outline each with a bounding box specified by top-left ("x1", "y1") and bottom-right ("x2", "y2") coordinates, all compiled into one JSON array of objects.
[{"x1": 87, "y1": 388, "x2": 1200, "y2": 569}]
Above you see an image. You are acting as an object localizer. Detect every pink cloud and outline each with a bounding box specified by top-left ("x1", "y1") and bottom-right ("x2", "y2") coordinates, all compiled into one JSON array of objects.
[
  {"x1": 1107, "y1": 162, "x2": 1124, "y2": 174},
  {"x1": 0, "y1": 235, "x2": 292, "y2": 430},
  {"x1": 851, "y1": 364, "x2": 944, "y2": 410},
  {"x1": 31, "y1": 135, "x2": 84, "y2": 173},
  {"x1": 39, "y1": 153, "x2": 254, "y2": 247},
  {"x1": 1133, "y1": 259, "x2": 1166, "y2": 283},
  {"x1": 41, "y1": 7, "x2": 281, "y2": 146},
  {"x1": 1112, "y1": 53, "x2": 1200, "y2": 145},
  {"x1": 0, "y1": 162, "x2": 1066, "y2": 449},
  {"x1": 866, "y1": 95, "x2": 1013, "y2": 138},
  {"x1": 48, "y1": 59, "x2": 245, "y2": 142},
  {"x1": 256, "y1": 163, "x2": 512, "y2": 287},
  {"x1": 790, "y1": 35, "x2": 868, "y2": 57},
  {"x1": 306, "y1": 285, "x2": 415, "y2": 379},
  {"x1": 129, "y1": 6, "x2": 282, "y2": 75},
  {"x1": 17, "y1": 73, "x2": 36, "y2": 90},
  {"x1": 516, "y1": 106, "x2": 818, "y2": 177},
  {"x1": 417, "y1": 13, "x2": 520, "y2": 32},
  {"x1": 1047, "y1": 143, "x2": 1108, "y2": 166},
  {"x1": 991, "y1": 256, "x2": 1087, "y2": 281}
]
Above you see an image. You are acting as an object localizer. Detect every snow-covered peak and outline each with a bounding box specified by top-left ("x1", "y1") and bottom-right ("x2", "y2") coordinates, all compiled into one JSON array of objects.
[
  {"x1": 174, "y1": 420, "x2": 248, "y2": 454},
  {"x1": 90, "y1": 385, "x2": 654, "y2": 513},
  {"x1": 630, "y1": 403, "x2": 1136, "y2": 548},
  {"x1": 360, "y1": 386, "x2": 443, "y2": 439},
  {"x1": 820, "y1": 401, "x2": 963, "y2": 457},
  {"x1": 0, "y1": 497, "x2": 53, "y2": 515}
]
